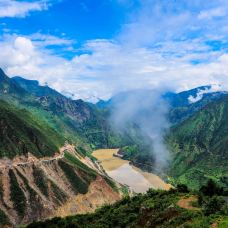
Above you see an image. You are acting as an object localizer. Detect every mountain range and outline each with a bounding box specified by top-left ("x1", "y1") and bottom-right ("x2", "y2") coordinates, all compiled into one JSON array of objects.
[
  {"x1": 0, "y1": 69, "x2": 122, "y2": 226},
  {"x1": 0, "y1": 68, "x2": 227, "y2": 226}
]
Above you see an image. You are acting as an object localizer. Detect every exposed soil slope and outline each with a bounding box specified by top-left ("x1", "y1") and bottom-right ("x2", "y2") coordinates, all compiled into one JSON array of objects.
[{"x1": 0, "y1": 145, "x2": 121, "y2": 227}]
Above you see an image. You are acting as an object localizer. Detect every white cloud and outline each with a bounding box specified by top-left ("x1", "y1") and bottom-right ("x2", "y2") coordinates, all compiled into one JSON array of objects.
[
  {"x1": 29, "y1": 33, "x2": 74, "y2": 47},
  {"x1": 188, "y1": 84, "x2": 222, "y2": 103},
  {"x1": 0, "y1": 35, "x2": 228, "y2": 102},
  {"x1": 198, "y1": 7, "x2": 227, "y2": 20},
  {"x1": 0, "y1": 0, "x2": 49, "y2": 18},
  {"x1": 118, "y1": 0, "x2": 228, "y2": 47},
  {"x1": 0, "y1": 1, "x2": 228, "y2": 101}
]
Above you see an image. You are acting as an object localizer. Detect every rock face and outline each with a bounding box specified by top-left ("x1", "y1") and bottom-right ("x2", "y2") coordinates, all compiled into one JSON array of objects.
[{"x1": 0, "y1": 145, "x2": 121, "y2": 227}]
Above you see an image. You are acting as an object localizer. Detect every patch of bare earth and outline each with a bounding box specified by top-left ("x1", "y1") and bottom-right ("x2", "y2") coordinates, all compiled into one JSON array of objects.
[
  {"x1": 211, "y1": 222, "x2": 218, "y2": 228},
  {"x1": 55, "y1": 175, "x2": 121, "y2": 217},
  {"x1": 177, "y1": 196, "x2": 200, "y2": 211}
]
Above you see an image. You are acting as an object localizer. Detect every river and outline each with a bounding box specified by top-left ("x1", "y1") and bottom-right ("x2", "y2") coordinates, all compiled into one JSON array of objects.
[{"x1": 92, "y1": 149, "x2": 172, "y2": 193}]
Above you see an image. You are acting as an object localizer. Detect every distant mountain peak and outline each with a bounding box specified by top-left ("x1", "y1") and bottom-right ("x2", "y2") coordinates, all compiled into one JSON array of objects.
[
  {"x1": 187, "y1": 84, "x2": 222, "y2": 104},
  {"x1": 12, "y1": 76, "x2": 39, "y2": 87},
  {"x1": 0, "y1": 68, "x2": 7, "y2": 80}
]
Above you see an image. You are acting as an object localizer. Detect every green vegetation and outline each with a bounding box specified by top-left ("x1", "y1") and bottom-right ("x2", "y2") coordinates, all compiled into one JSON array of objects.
[
  {"x1": 0, "y1": 209, "x2": 10, "y2": 225},
  {"x1": 117, "y1": 95, "x2": 228, "y2": 190},
  {"x1": 58, "y1": 160, "x2": 89, "y2": 194},
  {"x1": 15, "y1": 169, "x2": 45, "y2": 215},
  {"x1": 168, "y1": 95, "x2": 228, "y2": 189},
  {"x1": 103, "y1": 176, "x2": 118, "y2": 192},
  {"x1": 64, "y1": 152, "x2": 97, "y2": 178},
  {"x1": 119, "y1": 185, "x2": 130, "y2": 197},
  {"x1": 9, "y1": 169, "x2": 26, "y2": 218},
  {"x1": 27, "y1": 180, "x2": 228, "y2": 228},
  {"x1": 65, "y1": 152, "x2": 121, "y2": 192},
  {"x1": 50, "y1": 181, "x2": 67, "y2": 205},
  {"x1": 1, "y1": 68, "x2": 228, "y2": 226},
  {"x1": 0, "y1": 99, "x2": 64, "y2": 159},
  {"x1": 1, "y1": 68, "x2": 110, "y2": 156},
  {"x1": 33, "y1": 167, "x2": 49, "y2": 197},
  {"x1": 219, "y1": 217, "x2": 228, "y2": 228},
  {"x1": 120, "y1": 144, "x2": 157, "y2": 173}
]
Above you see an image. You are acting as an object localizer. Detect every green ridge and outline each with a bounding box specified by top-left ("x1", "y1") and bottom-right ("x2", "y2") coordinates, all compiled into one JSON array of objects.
[
  {"x1": 168, "y1": 95, "x2": 228, "y2": 189},
  {"x1": 0, "y1": 99, "x2": 64, "y2": 159}
]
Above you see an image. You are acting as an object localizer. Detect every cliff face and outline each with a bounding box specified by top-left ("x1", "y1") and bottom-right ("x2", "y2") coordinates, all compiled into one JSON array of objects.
[{"x1": 0, "y1": 145, "x2": 121, "y2": 227}]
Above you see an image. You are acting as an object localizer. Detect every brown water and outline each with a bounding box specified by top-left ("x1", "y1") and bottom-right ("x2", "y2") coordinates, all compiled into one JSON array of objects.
[{"x1": 93, "y1": 149, "x2": 172, "y2": 193}]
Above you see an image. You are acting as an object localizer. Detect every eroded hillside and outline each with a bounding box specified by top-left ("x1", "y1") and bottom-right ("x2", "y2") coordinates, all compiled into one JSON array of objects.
[{"x1": 0, "y1": 144, "x2": 121, "y2": 227}]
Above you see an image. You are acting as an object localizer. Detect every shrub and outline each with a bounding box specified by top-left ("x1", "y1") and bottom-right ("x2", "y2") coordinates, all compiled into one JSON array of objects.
[
  {"x1": 58, "y1": 160, "x2": 89, "y2": 194},
  {"x1": 200, "y1": 179, "x2": 223, "y2": 197},
  {"x1": 176, "y1": 184, "x2": 189, "y2": 193},
  {"x1": 9, "y1": 169, "x2": 26, "y2": 218},
  {"x1": 203, "y1": 196, "x2": 225, "y2": 215},
  {"x1": 33, "y1": 167, "x2": 49, "y2": 197},
  {"x1": 0, "y1": 209, "x2": 10, "y2": 225}
]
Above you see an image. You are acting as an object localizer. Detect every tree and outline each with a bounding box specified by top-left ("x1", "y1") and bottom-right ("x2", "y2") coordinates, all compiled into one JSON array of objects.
[
  {"x1": 203, "y1": 196, "x2": 225, "y2": 215},
  {"x1": 200, "y1": 179, "x2": 222, "y2": 196},
  {"x1": 176, "y1": 184, "x2": 189, "y2": 193}
]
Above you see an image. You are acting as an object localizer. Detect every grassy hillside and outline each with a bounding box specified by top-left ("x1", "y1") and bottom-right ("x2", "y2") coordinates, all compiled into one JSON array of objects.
[
  {"x1": 0, "y1": 99, "x2": 64, "y2": 158},
  {"x1": 168, "y1": 95, "x2": 228, "y2": 189}
]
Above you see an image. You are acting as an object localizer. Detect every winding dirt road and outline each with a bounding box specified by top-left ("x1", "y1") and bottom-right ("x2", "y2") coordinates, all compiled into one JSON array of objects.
[{"x1": 0, "y1": 143, "x2": 73, "y2": 169}]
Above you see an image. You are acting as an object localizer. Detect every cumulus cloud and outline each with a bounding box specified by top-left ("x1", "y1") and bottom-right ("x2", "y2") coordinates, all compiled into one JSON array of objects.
[
  {"x1": 0, "y1": 0, "x2": 228, "y2": 101},
  {"x1": 0, "y1": 35, "x2": 228, "y2": 102},
  {"x1": 0, "y1": 0, "x2": 49, "y2": 18}
]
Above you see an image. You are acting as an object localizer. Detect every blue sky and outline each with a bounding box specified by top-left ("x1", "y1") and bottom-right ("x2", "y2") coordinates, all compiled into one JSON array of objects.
[
  {"x1": 0, "y1": 0, "x2": 228, "y2": 100},
  {"x1": 1, "y1": 0, "x2": 127, "y2": 43}
]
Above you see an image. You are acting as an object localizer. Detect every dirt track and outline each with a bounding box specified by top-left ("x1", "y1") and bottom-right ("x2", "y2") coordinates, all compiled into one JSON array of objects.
[{"x1": 0, "y1": 143, "x2": 72, "y2": 169}]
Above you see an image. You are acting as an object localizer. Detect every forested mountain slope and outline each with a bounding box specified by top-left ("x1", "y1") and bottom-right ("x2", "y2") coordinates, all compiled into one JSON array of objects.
[
  {"x1": 0, "y1": 99, "x2": 64, "y2": 158},
  {"x1": 168, "y1": 95, "x2": 228, "y2": 189},
  {"x1": 105, "y1": 89, "x2": 228, "y2": 189},
  {"x1": 0, "y1": 69, "x2": 117, "y2": 150},
  {"x1": 0, "y1": 69, "x2": 26, "y2": 98}
]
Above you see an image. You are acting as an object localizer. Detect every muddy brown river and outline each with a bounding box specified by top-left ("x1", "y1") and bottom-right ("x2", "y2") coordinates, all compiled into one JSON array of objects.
[{"x1": 92, "y1": 149, "x2": 172, "y2": 193}]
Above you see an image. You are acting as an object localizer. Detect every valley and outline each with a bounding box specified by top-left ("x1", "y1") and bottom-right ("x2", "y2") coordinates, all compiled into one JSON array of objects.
[
  {"x1": 1, "y1": 1, "x2": 228, "y2": 226},
  {"x1": 0, "y1": 68, "x2": 227, "y2": 227},
  {"x1": 92, "y1": 149, "x2": 172, "y2": 193}
]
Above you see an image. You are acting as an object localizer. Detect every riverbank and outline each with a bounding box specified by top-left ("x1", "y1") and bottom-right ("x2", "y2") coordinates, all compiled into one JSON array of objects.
[{"x1": 92, "y1": 149, "x2": 172, "y2": 193}]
